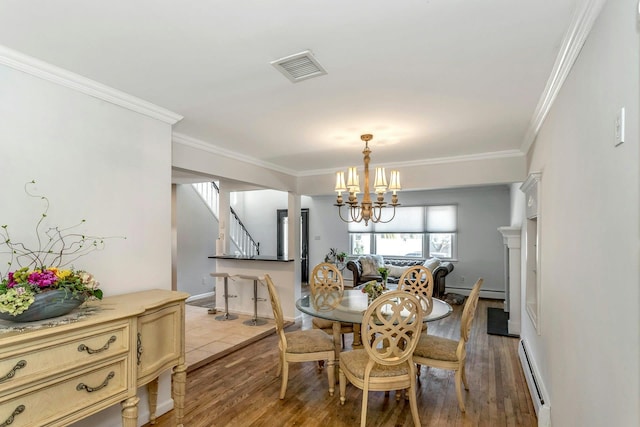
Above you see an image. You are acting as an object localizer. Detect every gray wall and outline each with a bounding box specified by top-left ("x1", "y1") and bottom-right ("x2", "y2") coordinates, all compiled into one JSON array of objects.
[
  {"x1": 307, "y1": 185, "x2": 511, "y2": 296},
  {"x1": 178, "y1": 184, "x2": 511, "y2": 298}
]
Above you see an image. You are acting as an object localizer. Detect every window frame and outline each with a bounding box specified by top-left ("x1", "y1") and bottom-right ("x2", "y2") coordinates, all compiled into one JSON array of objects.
[{"x1": 349, "y1": 231, "x2": 457, "y2": 260}]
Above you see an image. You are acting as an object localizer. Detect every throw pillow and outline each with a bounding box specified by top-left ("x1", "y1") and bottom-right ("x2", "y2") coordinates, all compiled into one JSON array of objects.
[
  {"x1": 370, "y1": 254, "x2": 385, "y2": 269},
  {"x1": 386, "y1": 264, "x2": 409, "y2": 278},
  {"x1": 360, "y1": 256, "x2": 379, "y2": 276},
  {"x1": 423, "y1": 257, "x2": 441, "y2": 272}
]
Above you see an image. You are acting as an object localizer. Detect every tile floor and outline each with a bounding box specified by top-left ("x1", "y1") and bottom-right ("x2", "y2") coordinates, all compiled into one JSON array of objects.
[
  {"x1": 184, "y1": 286, "x2": 312, "y2": 372},
  {"x1": 184, "y1": 305, "x2": 279, "y2": 372}
]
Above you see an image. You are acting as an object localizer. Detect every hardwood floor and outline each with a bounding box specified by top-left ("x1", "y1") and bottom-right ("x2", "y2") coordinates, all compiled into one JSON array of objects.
[{"x1": 147, "y1": 298, "x2": 536, "y2": 426}]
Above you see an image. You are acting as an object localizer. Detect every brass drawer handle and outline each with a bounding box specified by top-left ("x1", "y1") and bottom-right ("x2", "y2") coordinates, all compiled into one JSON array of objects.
[
  {"x1": 76, "y1": 371, "x2": 115, "y2": 393},
  {"x1": 1, "y1": 405, "x2": 25, "y2": 426},
  {"x1": 78, "y1": 335, "x2": 117, "y2": 354},
  {"x1": 0, "y1": 360, "x2": 26, "y2": 383},
  {"x1": 137, "y1": 332, "x2": 143, "y2": 365}
]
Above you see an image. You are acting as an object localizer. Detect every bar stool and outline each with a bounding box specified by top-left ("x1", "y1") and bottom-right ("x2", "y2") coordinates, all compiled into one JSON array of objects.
[
  {"x1": 210, "y1": 272, "x2": 238, "y2": 321},
  {"x1": 237, "y1": 274, "x2": 268, "y2": 326}
]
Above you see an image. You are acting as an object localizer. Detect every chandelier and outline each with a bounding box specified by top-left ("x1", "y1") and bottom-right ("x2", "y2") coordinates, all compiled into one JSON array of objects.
[{"x1": 334, "y1": 134, "x2": 401, "y2": 225}]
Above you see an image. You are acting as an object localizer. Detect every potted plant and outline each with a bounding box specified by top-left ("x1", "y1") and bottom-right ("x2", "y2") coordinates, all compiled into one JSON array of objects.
[
  {"x1": 0, "y1": 181, "x2": 124, "y2": 322},
  {"x1": 336, "y1": 252, "x2": 347, "y2": 263},
  {"x1": 378, "y1": 267, "x2": 389, "y2": 288}
]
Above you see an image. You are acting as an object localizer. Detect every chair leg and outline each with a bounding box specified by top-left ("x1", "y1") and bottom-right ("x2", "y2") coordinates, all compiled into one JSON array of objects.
[
  {"x1": 360, "y1": 385, "x2": 369, "y2": 427},
  {"x1": 326, "y1": 359, "x2": 335, "y2": 396},
  {"x1": 339, "y1": 368, "x2": 347, "y2": 405},
  {"x1": 279, "y1": 361, "x2": 289, "y2": 399},
  {"x1": 454, "y1": 369, "x2": 466, "y2": 412},
  {"x1": 276, "y1": 352, "x2": 283, "y2": 377},
  {"x1": 461, "y1": 362, "x2": 469, "y2": 390},
  {"x1": 408, "y1": 376, "x2": 421, "y2": 427}
]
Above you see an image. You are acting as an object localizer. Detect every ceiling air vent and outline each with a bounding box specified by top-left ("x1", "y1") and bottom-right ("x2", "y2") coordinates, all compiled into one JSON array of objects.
[{"x1": 270, "y1": 50, "x2": 327, "y2": 83}]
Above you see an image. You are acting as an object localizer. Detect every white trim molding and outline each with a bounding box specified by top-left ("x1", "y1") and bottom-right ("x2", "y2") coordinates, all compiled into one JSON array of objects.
[
  {"x1": 520, "y1": 0, "x2": 607, "y2": 154},
  {"x1": 173, "y1": 132, "x2": 299, "y2": 176},
  {"x1": 0, "y1": 44, "x2": 183, "y2": 124}
]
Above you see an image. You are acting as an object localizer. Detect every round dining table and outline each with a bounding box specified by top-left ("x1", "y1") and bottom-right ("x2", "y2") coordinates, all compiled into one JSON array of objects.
[{"x1": 296, "y1": 289, "x2": 453, "y2": 357}]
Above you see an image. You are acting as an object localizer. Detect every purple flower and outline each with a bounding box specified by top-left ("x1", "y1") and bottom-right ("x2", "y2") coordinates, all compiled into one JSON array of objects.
[{"x1": 27, "y1": 270, "x2": 58, "y2": 288}]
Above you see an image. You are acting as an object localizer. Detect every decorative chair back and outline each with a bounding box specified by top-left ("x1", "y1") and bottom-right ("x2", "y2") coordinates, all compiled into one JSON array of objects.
[
  {"x1": 310, "y1": 262, "x2": 345, "y2": 311},
  {"x1": 264, "y1": 275, "x2": 287, "y2": 347},
  {"x1": 398, "y1": 265, "x2": 434, "y2": 315},
  {"x1": 460, "y1": 278, "x2": 483, "y2": 343},
  {"x1": 310, "y1": 262, "x2": 344, "y2": 293},
  {"x1": 362, "y1": 290, "x2": 423, "y2": 367}
]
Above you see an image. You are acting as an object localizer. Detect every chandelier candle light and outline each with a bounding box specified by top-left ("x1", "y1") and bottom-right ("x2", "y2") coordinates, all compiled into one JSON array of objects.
[{"x1": 334, "y1": 134, "x2": 401, "y2": 225}]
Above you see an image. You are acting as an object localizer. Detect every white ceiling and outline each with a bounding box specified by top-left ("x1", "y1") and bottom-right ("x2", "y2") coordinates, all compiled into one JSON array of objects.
[{"x1": 0, "y1": 0, "x2": 579, "y2": 175}]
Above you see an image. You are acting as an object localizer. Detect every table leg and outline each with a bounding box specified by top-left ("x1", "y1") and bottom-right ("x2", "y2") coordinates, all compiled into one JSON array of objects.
[
  {"x1": 147, "y1": 378, "x2": 159, "y2": 424},
  {"x1": 332, "y1": 321, "x2": 341, "y2": 358},
  {"x1": 173, "y1": 363, "x2": 187, "y2": 427},
  {"x1": 121, "y1": 396, "x2": 139, "y2": 427},
  {"x1": 352, "y1": 324, "x2": 363, "y2": 349}
]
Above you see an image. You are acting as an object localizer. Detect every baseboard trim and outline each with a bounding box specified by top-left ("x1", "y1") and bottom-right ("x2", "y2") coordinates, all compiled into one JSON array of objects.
[{"x1": 446, "y1": 287, "x2": 505, "y2": 300}]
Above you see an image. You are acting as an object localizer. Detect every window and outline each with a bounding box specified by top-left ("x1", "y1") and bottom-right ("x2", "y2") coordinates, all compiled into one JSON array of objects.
[{"x1": 348, "y1": 205, "x2": 457, "y2": 259}]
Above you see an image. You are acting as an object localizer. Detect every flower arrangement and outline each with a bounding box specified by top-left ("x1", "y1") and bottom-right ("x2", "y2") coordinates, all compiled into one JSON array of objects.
[
  {"x1": 0, "y1": 181, "x2": 122, "y2": 318},
  {"x1": 361, "y1": 279, "x2": 385, "y2": 302}
]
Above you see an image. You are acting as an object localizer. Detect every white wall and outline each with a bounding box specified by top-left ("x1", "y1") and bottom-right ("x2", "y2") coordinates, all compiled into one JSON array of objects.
[
  {"x1": 522, "y1": 1, "x2": 639, "y2": 425},
  {"x1": 509, "y1": 183, "x2": 525, "y2": 227},
  {"x1": 0, "y1": 59, "x2": 175, "y2": 426},
  {"x1": 236, "y1": 189, "x2": 288, "y2": 256},
  {"x1": 176, "y1": 184, "x2": 218, "y2": 297},
  {"x1": 297, "y1": 154, "x2": 526, "y2": 195}
]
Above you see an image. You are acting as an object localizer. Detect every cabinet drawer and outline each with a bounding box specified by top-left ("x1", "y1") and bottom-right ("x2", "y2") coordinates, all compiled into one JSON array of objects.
[
  {"x1": 0, "y1": 359, "x2": 128, "y2": 427},
  {"x1": 0, "y1": 322, "x2": 130, "y2": 392}
]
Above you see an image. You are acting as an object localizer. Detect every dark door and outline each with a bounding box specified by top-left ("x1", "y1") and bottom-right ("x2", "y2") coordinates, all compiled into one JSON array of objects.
[{"x1": 277, "y1": 208, "x2": 309, "y2": 283}]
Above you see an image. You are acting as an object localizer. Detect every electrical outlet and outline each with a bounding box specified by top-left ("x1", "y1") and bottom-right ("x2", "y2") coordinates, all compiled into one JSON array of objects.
[
  {"x1": 459, "y1": 276, "x2": 465, "y2": 284},
  {"x1": 201, "y1": 277, "x2": 207, "y2": 286}
]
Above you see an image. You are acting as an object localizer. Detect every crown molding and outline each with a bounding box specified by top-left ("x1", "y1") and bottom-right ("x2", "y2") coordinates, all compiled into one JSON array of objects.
[
  {"x1": 175, "y1": 131, "x2": 525, "y2": 178},
  {"x1": 0, "y1": 44, "x2": 183, "y2": 124},
  {"x1": 298, "y1": 149, "x2": 525, "y2": 177},
  {"x1": 172, "y1": 133, "x2": 299, "y2": 176},
  {"x1": 520, "y1": 0, "x2": 607, "y2": 154}
]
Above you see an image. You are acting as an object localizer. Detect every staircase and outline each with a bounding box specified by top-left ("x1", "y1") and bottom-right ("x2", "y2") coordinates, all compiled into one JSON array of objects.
[{"x1": 192, "y1": 182, "x2": 260, "y2": 257}]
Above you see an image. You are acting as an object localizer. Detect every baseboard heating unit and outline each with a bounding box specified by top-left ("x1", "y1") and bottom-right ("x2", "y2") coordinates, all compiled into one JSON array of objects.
[{"x1": 518, "y1": 339, "x2": 551, "y2": 427}]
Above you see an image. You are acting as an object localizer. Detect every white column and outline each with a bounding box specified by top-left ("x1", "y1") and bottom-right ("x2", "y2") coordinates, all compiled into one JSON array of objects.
[
  {"x1": 498, "y1": 226, "x2": 522, "y2": 335},
  {"x1": 287, "y1": 192, "x2": 302, "y2": 303},
  {"x1": 217, "y1": 185, "x2": 231, "y2": 255}
]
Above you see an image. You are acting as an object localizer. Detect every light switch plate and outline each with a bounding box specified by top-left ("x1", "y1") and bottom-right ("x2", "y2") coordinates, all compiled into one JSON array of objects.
[{"x1": 614, "y1": 107, "x2": 625, "y2": 147}]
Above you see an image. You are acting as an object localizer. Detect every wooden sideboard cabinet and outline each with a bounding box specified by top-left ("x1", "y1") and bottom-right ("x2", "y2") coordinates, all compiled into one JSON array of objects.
[{"x1": 0, "y1": 289, "x2": 188, "y2": 427}]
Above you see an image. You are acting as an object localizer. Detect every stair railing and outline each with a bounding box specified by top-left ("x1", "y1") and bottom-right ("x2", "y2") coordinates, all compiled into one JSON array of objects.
[{"x1": 191, "y1": 182, "x2": 260, "y2": 257}]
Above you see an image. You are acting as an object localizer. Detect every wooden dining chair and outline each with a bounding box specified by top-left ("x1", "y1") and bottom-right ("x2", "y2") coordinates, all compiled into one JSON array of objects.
[
  {"x1": 412, "y1": 278, "x2": 484, "y2": 412},
  {"x1": 310, "y1": 262, "x2": 354, "y2": 348},
  {"x1": 398, "y1": 265, "x2": 434, "y2": 314},
  {"x1": 339, "y1": 290, "x2": 424, "y2": 427},
  {"x1": 263, "y1": 274, "x2": 336, "y2": 399}
]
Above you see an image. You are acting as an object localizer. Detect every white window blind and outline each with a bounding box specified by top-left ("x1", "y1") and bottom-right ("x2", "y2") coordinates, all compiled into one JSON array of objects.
[
  {"x1": 426, "y1": 205, "x2": 457, "y2": 232},
  {"x1": 347, "y1": 206, "x2": 424, "y2": 232}
]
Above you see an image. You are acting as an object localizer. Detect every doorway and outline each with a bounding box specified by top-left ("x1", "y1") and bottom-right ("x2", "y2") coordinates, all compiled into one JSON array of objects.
[{"x1": 277, "y1": 208, "x2": 309, "y2": 283}]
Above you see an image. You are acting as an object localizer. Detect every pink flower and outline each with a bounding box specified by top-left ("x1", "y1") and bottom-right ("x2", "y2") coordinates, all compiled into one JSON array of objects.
[{"x1": 27, "y1": 270, "x2": 58, "y2": 288}]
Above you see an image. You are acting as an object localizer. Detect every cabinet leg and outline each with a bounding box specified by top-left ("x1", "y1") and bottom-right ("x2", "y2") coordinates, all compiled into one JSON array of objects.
[
  {"x1": 147, "y1": 378, "x2": 159, "y2": 424},
  {"x1": 121, "y1": 396, "x2": 140, "y2": 427},
  {"x1": 173, "y1": 363, "x2": 187, "y2": 427}
]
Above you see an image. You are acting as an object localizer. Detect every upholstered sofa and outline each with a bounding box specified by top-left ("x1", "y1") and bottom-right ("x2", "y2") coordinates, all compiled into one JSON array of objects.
[{"x1": 346, "y1": 255, "x2": 454, "y2": 298}]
